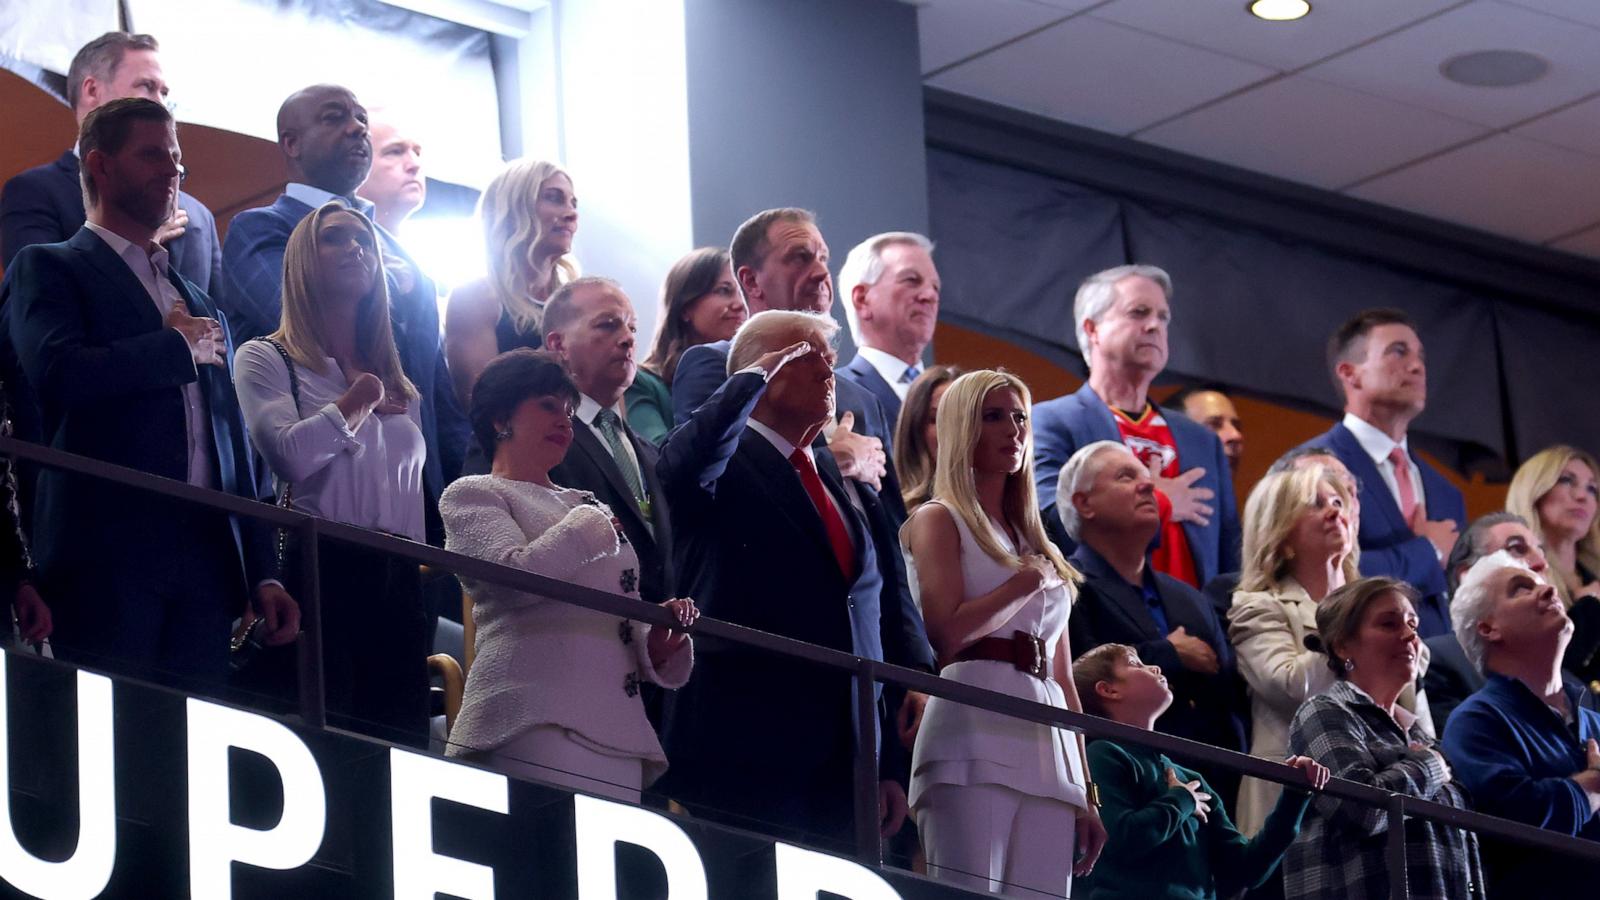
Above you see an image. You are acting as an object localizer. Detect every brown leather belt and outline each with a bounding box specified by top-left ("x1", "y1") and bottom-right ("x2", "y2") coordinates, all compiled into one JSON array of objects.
[{"x1": 945, "y1": 631, "x2": 1050, "y2": 679}]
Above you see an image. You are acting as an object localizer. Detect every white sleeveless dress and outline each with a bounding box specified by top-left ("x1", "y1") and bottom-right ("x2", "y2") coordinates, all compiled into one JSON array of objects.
[{"x1": 907, "y1": 501, "x2": 1089, "y2": 811}]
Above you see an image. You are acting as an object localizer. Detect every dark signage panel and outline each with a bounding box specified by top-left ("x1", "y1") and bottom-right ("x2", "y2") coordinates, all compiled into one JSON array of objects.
[{"x1": 0, "y1": 651, "x2": 976, "y2": 899}]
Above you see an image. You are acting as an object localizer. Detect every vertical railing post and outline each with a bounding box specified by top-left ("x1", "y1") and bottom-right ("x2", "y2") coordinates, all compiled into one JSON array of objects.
[
  {"x1": 295, "y1": 517, "x2": 326, "y2": 729},
  {"x1": 853, "y1": 659, "x2": 881, "y2": 866},
  {"x1": 1387, "y1": 793, "x2": 1409, "y2": 899}
]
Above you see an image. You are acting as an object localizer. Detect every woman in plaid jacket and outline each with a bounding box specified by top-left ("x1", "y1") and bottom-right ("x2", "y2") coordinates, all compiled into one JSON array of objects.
[{"x1": 1284, "y1": 577, "x2": 1483, "y2": 899}]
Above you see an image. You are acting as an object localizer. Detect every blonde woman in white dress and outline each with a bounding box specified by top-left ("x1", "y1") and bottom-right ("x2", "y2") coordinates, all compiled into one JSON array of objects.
[{"x1": 901, "y1": 369, "x2": 1107, "y2": 898}]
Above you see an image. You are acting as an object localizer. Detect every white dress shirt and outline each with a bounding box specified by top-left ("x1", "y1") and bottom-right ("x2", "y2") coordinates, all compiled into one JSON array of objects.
[
  {"x1": 83, "y1": 221, "x2": 214, "y2": 489},
  {"x1": 234, "y1": 341, "x2": 427, "y2": 541},
  {"x1": 856, "y1": 345, "x2": 921, "y2": 401},
  {"x1": 1342, "y1": 412, "x2": 1427, "y2": 516}
]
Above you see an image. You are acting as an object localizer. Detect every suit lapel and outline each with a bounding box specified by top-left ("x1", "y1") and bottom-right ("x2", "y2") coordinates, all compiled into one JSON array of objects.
[
  {"x1": 1074, "y1": 384, "x2": 1123, "y2": 445},
  {"x1": 737, "y1": 430, "x2": 845, "y2": 581},
  {"x1": 571, "y1": 419, "x2": 649, "y2": 526},
  {"x1": 1333, "y1": 424, "x2": 1409, "y2": 536},
  {"x1": 845, "y1": 354, "x2": 900, "y2": 422},
  {"x1": 69, "y1": 229, "x2": 164, "y2": 330},
  {"x1": 1102, "y1": 575, "x2": 1163, "y2": 639}
]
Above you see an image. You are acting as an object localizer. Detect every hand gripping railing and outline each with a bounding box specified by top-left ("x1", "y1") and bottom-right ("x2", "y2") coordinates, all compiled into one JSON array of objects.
[{"x1": 6, "y1": 434, "x2": 1600, "y2": 899}]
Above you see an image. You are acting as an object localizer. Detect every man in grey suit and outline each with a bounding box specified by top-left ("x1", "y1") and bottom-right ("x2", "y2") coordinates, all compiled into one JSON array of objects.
[{"x1": 835, "y1": 231, "x2": 940, "y2": 428}]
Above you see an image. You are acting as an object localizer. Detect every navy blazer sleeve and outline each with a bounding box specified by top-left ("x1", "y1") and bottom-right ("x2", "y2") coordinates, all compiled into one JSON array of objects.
[
  {"x1": 1210, "y1": 432, "x2": 1242, "y2": 576},
  {"x1": 1033, "y1": 401, "x2": 1075, "y2": 526},
  {"x1": 9, "y1": 249, "x2": 198, "y2": 410},
  {"x1": 1, "y1": 172, "x2": 68, "y2": 269},
  {"x1": 658, "y1": 369, "x2": 766, "y2": 509},
  {"x1": 669, "y1": 343, "x2": 728, "y2": 426},
  {"x1": 219, "y1": 208, "x2": 293, "y2": 343}
]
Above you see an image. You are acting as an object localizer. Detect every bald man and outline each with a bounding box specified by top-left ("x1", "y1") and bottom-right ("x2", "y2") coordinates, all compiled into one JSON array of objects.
[{"x1": 220, "y1": 84, "x2": 468, "y2": 539}]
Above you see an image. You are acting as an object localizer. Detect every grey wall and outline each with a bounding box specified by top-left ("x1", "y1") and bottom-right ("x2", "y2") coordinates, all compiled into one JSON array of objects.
[{"x1": 684, "y1": 0, "x2": 929, "y2": 356}]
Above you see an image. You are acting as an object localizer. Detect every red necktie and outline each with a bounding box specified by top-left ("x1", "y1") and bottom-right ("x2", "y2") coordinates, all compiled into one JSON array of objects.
[
  {"x1": 789, "y1": 449, "x2": 857, "y2": 579},
  {"x1": 1389, "y1": 446, "x2": 1419, "y2": 523}
]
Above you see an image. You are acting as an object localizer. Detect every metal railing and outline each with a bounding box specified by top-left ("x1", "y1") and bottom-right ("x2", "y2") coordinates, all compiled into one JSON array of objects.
[{"x1": 6, "y1": 434, "x2": 1600, "y2": 898}]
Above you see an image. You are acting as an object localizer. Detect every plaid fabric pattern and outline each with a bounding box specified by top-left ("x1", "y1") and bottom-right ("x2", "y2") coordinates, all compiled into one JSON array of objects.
[{"x1": 1284, "y1": 680, "x2": 1484, "y2": 899}]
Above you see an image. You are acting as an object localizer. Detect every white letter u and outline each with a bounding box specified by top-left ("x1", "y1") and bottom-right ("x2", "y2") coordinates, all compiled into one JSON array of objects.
[{"x1": 0, "y1": 658, "x2": 117, "y2": 900}]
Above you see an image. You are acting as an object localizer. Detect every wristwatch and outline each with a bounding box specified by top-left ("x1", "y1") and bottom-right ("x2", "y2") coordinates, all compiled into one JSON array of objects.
[{"x1": 1085, "y1": 780, "x2": 1102, "y2": 809}]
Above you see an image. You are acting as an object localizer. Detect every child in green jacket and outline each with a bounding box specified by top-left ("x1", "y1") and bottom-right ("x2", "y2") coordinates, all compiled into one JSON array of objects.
[{"x1": 1072, "y1": 643, "x2": 1329, "y2": 899}]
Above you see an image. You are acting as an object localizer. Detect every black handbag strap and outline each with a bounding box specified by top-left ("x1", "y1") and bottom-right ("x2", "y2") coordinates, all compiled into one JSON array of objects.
[{"x1": 254, "y1": 338, "x2": 301, "y2": 510}]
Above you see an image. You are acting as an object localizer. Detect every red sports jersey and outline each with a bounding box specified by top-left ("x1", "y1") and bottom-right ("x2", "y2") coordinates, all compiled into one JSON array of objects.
[{"x1": 1110, "y1": 404, "x2": 1200, "y2": 588}]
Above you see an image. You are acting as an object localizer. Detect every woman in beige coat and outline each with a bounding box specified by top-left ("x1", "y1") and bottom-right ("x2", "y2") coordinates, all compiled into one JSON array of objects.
[{"x1": 1227, "y1": 464, "x2": 1361, "y2": 837}]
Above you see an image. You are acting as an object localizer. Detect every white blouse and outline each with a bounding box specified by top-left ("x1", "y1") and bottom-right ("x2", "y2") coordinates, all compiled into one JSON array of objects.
[{"x1": 234, "y1": 340, "x2": 426, "y2": 541}]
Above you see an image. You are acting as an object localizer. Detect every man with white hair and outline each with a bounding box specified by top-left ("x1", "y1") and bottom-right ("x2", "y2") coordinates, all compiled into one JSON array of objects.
[
  {"x1": 835, "y1": 231, "x2": 939, "y2": 424},
  {"x1": 657, "y1": 309, "x2": 934, "y2": 853},
  {"x1": 1033, "y1": 265, "x2": 1239, "y2": 590},
  {"x1": 1058, "y1": 442, "x2": 1245, "y2": 770},
  {"x1": 1441, "y1": 550, "x2": 1600, "y2": 892}
]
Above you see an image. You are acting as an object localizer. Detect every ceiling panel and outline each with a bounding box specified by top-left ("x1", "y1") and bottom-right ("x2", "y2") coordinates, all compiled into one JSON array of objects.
[
  {"x1": 1304, "y1": 0, "x2": 1600, "y2": 128},
  {"x1": 916, "y1": 0, "x2": 1074, "y2": 74},
  {"x1": 1499, "y1": 0, "x2": 1600, "y2": 29},
  {"x1": 1090, "y1": 0, "x2": 1461, "y2": 71},
  {"x1": 1347, "y1": 132, "x2": 1600, "y2": 242},
  {"x1": 1548, "y1": 223, "x2": 1600, "y2": 259},
  {"x1": 926, "y1": 15, "x2": 1275, "y2": 135},
  {"x1": 1511, "y1": 92, "x2": 1600, "y2": 156},
  {"x1": 1139, "y1": 75, "x2": 1488, "y2": 189}
]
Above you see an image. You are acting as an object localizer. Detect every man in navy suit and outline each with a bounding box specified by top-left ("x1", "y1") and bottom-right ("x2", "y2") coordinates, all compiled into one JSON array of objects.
[
  {"x1": 221, "y1": 84, "x2": 468, "y2": 536},
  {"x1": 543, "y1": 277, "x2": 674, "y2": 606},
  {"x1": 1033, "y1": 265, "x2": 1239, "y2": 589},
  {"x1": 1, "y1": 32, "x2": 221, "y2": 292},
  {"x1": 2, "y1": 33, "x2": 222, "y2": 462},
  {"x1": 1059, "y1": 440, "x2": 1246, "y2": 801},
  {"x1": 658, "y1": 309, "x2": 934, "y2": 852},
  {"x1": 835, "y1": 231, "x2": 940, "y2": 428},
  {"x1": 1298, "y1": 308, "x2": 1463, "y2": 638},
  {"x1": 670, "y1": 208, "x2": 901, "y2": 520},
  {"x1": 6, "y1": 99, "x2": 298, "y2": 686}
]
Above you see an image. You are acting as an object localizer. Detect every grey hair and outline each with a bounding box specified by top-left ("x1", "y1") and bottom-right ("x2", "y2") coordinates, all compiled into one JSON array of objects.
[
  {"x1": 727, "y1": 309, "x2": 838, "y2": 375},
  {"x1": 1451, "y1": 549, "x2": 1534, "y2": 676},
  {"x1": 1072, "y1": 264, "x2": 1173, "y2": 368},
  {"x1": 837, "y1": 231, "x2": 934, "y2": 344},
  {"x1": 1056, "y1": 440, "x2": 1131, "y2": 541}
]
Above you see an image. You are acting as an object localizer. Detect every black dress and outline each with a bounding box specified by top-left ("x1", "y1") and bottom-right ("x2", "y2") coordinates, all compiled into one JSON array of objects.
[{"x1": 460, "y1": 311, "x2": 545, "y2": 477}]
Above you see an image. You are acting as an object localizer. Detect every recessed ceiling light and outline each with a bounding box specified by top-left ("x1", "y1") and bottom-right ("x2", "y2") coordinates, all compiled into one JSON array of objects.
[
  {"x1": 1441, "y1": 50, "x2": 1550, "y2": 88},
  {"x1": 1249, "y1": 0, "x2": 1310, "y2": 22}
]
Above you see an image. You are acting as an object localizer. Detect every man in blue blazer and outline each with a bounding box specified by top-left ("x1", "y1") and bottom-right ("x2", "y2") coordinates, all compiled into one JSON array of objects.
[
  {"x1": 1033, "y1": 265, "x2": 1238, "y2": 588},
  {"x1": 671, "y1": 208, "x2": 905, "y2": 523},
  {"x1": 658, "y1": 309, "x2": 934, "y2": 853},
  {"x1": 6, "y1": 99, "x2": 298, "y2": 687},
  {"x1": 220, "y1": 84, "x2": 468, "y2": 534},
  {"x1": 1298, "y1": 308, "x2": 1463, "y2": 638},
  {"x1": 834, "y1": 231, "x2": 941, "y2": 428}
]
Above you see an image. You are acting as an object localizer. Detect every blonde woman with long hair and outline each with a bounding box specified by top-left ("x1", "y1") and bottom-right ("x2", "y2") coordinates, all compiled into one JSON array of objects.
[
  {"x1": 444, "y1": 158, "x2": 579, "y2": 407},
  {"x1": 1506, "y1": 444, "x2": 1600, "y2": 681},
  {"x1": 1226, "y1": 465, "x2": 1362, "y2": 840},
  {"x1": 235, "y1": 202, "x2": 430, "y2": 745},
  {"x1": 1507, "y1": 445, "x2": 1600, "y2": 606},
  {"x1": 901, "y1": 369, "x2": 1107, "y2": 897}
]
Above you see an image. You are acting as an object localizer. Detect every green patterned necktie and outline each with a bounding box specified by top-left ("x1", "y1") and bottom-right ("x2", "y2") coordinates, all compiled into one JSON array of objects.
[{"x1": 593, "y1": 408, "x2": 651, "y2": 522}]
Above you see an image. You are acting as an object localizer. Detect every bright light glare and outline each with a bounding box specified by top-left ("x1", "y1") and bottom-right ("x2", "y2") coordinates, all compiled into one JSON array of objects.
[
  {"x1": 398, "y1": 216, "x2": 486, "y2": 308},
  {"x1": 1249, "y1": 0, "x2": 1310, "y2": 21}
]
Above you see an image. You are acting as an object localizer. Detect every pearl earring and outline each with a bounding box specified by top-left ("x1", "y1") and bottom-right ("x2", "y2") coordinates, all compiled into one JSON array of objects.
[{"x1": 1343, "y1": 658, "x2": 1356, "y2": 673}]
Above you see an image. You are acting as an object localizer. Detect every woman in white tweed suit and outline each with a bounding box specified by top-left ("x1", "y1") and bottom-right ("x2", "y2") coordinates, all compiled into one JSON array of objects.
[{"x1": 441, "y1": 349, "x2": 696, "y2": 802}]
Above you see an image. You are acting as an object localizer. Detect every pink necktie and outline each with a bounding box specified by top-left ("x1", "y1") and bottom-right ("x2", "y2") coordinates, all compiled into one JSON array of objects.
[{"x1": 1389, "y1": 446, "x2": 1419, "y2": 523}]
